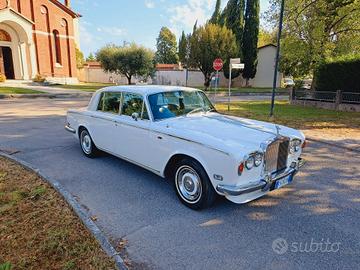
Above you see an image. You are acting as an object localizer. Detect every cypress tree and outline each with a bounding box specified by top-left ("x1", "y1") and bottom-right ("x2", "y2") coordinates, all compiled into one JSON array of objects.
[
  {"x1": 223, "y1": 0, "x2": 245, "y2": 80},
  {"x1": 178, "y1": 31, "x2": 187, "y2": 66},
  {"x1": 242, "y1": 0, "x2": 260, "y2": 85},
  {"x1": 225, "y1": 0, "x2": 245, "y2": 59},
  {"x1": 209, "y1": 0, "x2": 222, "y2": 24}
]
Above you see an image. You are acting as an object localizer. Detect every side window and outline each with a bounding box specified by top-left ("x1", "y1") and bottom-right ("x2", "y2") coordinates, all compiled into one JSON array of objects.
[
  {"x1": 142, "y1": 103, "x2": 150, "y2": 120},
  {"x1": 97, "y1": 92, "x2": 121, "y2": 114},
  {"x1": 121, "y1": 92, "x2": 149, "y2": 120},
  {"x1": 97, "y1": 93, "x2": 104, "y2": 111}
]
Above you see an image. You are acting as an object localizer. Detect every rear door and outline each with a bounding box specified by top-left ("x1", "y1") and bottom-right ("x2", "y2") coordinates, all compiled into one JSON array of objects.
[{"x1": 90, "y1": 91, "x2": 122, "y2": 151}]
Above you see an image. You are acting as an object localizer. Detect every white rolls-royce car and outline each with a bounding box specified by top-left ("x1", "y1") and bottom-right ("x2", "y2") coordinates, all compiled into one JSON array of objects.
[{"x1": 65, "y1": 86, "x2": 305, "y2": 210}]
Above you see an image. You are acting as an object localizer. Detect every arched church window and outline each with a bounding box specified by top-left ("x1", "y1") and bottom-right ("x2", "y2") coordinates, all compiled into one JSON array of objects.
[{"x1": 53, "y1": 30, "x2": 62, "y2": 65}]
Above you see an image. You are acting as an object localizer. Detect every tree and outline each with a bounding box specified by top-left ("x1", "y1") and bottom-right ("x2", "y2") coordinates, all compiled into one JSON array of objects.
[
  {"x1": 75, "y1": 47, "x2": 85, "y2": 69},
  {"x1": 178, "y1": 31, "x2": 188, "y2": 65},
  {"x1": 86, "y1": 52, "x2": 96, "y2": 62},
  {"x1": 258, "y1": 28, "x2": 277, "y2": 47},
  {"x1": 209, "y1": 0, "x2": 222, "y2": 24},
  {"x1": 265, "y1": 0, "x2": 360, "y2": 79},
  {"x1": 242, "y1": 0, "x2": 260, "y2": 85},
  {"x1": 155, "y1": 27, "x2": 178, "y2": 64},
  {"x1": 97, "y1": 43, "x2": 154, "y2": 85},
  {"x1": 190, "y1": 23, "x2": 238, "y2": 89},
  {"x1": 221, "y1": 0, "x2": 245, "y2": 80}
]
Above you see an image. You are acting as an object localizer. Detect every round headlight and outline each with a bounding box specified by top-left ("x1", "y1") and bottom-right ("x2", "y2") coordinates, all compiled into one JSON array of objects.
[
  {"x1": 254, "y1": 153, "x2": 263, "y2": 167},
  {"x1": 245, "y1": 156, "x2": 255, "y2": 170}
]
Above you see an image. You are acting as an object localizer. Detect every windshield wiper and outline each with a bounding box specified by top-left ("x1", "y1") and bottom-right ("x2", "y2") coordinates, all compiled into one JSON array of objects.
[
  {"x1": 206, "y1": 108, "x2": 217, "y2": 113},
  {"x1": 187, "y1": 107, "x2": 205, "y2": 116}
]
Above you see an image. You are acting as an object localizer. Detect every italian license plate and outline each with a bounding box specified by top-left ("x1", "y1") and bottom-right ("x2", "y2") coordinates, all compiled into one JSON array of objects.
[{"x1": 274, "y1": 175, "x2": 293, "y2": 189}]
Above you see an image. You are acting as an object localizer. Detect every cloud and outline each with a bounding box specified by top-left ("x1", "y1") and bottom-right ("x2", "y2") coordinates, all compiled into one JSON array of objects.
[
  {"x1": 145, "y1": 0, "x2": 155, "y2": 9},
  {"x1": 169, "y1": 0, "x2": 213, "y2": 29},
  {"x1": 167, "y1": 0, "x2": 215, "y2": 38},
  {"x1": 96, "y1": 27, "x2": 127, "y2": 36}
]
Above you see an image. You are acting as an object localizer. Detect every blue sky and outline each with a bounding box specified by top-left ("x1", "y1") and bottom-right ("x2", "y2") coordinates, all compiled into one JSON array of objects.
[{"x1": 72, "y1": 0, "x2": 270, "y2": 57}]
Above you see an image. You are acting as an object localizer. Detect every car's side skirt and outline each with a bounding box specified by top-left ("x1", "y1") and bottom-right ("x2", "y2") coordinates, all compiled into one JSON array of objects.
[{"x1": 96, "y1": 146, "x2": 163, "y2": 177}]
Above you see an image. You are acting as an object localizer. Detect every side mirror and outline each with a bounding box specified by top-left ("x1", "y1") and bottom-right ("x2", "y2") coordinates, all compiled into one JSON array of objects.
[{"x1": 131, "y1": 112, "x2": 139, "y2": 121}]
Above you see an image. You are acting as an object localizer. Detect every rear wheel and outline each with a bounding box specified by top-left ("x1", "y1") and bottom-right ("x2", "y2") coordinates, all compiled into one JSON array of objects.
[
  {"x1": 174, "y1": 158, "x2": 216, "y2": 210},
  {"x1": 79, "y1": 128, "x2": 99, "y2": 158}
]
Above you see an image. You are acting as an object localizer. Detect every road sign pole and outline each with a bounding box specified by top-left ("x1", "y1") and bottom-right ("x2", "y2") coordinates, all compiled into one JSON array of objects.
[
  {"x1": 228, "y1": 66, "x2": 232, "y2": 111},
  {"x1": 215, "y1": 70, "x2": 219, "y2": 104}
]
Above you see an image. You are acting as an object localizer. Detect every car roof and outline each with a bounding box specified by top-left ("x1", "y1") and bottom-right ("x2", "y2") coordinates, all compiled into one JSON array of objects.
[{"x1": 97, "y1": 85, "x2": 202, "y2": 95}]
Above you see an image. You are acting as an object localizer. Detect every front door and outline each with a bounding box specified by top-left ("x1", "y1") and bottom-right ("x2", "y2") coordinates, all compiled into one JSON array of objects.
[
  {"x1": 1, "y1": 47, "x2": 14, "y2": 79},
  {"x1": 116, "y1": 92, "x2": 153, "y2": 169}
]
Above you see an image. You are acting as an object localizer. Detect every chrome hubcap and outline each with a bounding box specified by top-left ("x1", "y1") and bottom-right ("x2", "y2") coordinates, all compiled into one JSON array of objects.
[
  {"x1": 176, "y1": 165, "x2": 202, "y2": 204},
  {"x1": 81, "y1": 132, "x2": 92, "y2": 154}
]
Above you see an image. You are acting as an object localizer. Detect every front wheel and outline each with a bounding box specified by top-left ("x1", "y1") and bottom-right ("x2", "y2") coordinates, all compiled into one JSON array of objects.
[
  {"x1": 79, "y1": 129, "x2": 99, "y2": 158},
  {"x1": 174, "y1": 159, "x2": 217, "y2": 210}
]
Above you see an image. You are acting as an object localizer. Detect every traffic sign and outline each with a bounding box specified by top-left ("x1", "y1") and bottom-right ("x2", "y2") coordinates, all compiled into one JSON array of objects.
[
  {"x1": 231, "y1": 63, "x2": 245, "y2": 69},
  {"x1": 213, "y1": 58, "x2": 223, "y2": 71},
  {"x1": 230, "y1": 58, "x2": 241, "y2": 64}
]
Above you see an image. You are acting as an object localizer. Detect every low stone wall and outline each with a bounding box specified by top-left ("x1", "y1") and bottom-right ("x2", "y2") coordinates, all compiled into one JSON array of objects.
[{"x1": 291, "y1": 99, "x2": 360, "y2": 112}]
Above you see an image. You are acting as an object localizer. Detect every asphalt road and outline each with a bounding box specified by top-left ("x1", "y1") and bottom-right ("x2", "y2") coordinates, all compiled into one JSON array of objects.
[{"x1": 1, "y1": 98, "x2": 359, "y2": 270}]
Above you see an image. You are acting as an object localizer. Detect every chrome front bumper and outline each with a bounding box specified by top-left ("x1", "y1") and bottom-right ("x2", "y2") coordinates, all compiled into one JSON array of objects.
[
  {"x1": 65, "y1": 125, "x2": 76, "y2": 134},
  {"x1": 216, "y1": 158, "x2": 306, "y2": 196}
]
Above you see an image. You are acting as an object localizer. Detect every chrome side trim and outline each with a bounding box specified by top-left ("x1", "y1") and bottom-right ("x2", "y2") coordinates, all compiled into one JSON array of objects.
[
  {"x1": 65, "y1": 125, "x2": 76, "y2": 134},
  {"x1": 216, "y1": 158, "x2": 305, "y2": 196}
]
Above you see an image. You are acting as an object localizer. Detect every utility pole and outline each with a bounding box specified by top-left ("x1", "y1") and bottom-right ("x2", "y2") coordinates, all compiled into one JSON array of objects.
[{"x1": 270, "y1": 0, "x2": 285, "y2": 117}]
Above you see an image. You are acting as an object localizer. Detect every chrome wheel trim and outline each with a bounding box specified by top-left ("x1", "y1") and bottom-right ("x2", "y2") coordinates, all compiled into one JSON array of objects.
[
  {"x1": 175, "y1": 165, "x2": 202, "y2": 204},
  {"x1": 80, "y1": 131, "x2": 92, "y2": 154}
]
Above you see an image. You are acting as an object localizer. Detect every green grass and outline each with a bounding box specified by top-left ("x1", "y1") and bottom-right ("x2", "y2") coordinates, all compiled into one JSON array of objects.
[
  {"x1": 202, "y1": 87, "x2": 288, "y2": 94},
  {"x1": 0, "y1": 87, "x2": 44, "y2": 94},
  {"x1": 0, "y1": 156, "x2": 116, "y2": 269},
  {"x1": 51, "y1": 83, "x2": 116, "y2": 92},
  {"x1": 216, "y1": 101, "x2": 360, "y2": 129}
]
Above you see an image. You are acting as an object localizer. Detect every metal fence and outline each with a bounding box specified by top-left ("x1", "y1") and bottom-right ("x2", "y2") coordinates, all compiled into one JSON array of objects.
[{"x1": 293, "y1": 89, "x2": 360, "y2": 104}]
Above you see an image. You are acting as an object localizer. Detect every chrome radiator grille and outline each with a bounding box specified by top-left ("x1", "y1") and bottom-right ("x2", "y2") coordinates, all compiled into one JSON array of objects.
[{"x1": 264, "y1": 138, "x2": 290, "y2": 173}]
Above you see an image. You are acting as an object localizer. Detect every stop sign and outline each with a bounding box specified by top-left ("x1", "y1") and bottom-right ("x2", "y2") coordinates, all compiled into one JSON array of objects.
[{"x1": 213, "y1": 58, "x2": 223, "y2": 71}]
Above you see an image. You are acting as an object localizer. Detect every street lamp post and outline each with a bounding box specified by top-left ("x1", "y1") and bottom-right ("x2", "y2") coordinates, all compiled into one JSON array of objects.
[{"x1": 270, "y1": 0, "x2": 285, "y2": 117}]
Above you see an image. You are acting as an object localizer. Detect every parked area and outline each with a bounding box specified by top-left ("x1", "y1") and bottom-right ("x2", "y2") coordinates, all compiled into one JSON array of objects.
[
  {"x1": 1, "y1": 98, "x2": 360, "y2": 269},
  {"x1": 0, "y1": 156, "x2": 116, "y2": 269}
]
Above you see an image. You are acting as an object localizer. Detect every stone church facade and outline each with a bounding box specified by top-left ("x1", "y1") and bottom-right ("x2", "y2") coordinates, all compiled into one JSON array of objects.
[{"x1": 0, "y1": 0, "x2": 80, "y2": 83}]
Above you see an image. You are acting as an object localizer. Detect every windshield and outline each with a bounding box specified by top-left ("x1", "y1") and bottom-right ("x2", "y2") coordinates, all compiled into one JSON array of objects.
[{"x1": 148, "y1": 90, "x2": 216, "y2": 121}]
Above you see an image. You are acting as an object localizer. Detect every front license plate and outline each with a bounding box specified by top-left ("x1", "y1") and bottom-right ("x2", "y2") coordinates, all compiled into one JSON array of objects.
[{"x1": 274, "y1": 175, "x2": 292, "y2": 189}]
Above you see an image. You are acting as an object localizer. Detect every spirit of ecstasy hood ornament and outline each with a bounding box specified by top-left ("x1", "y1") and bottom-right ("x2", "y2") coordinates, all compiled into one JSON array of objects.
[{"x1": 275, "y1": 125, "x2": 281, "y2": 137}]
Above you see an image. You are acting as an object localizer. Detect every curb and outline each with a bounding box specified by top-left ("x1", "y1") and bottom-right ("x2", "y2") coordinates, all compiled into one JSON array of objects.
[
  {"x1": 0, "y1": 152, "x2": 128, "y2": 270},
  {"x1": 0, "y1": 93, "x2": 92, "y2": 99},
  {"x1": 306, "y1": 137, "x2": 360, "y2": 153}
]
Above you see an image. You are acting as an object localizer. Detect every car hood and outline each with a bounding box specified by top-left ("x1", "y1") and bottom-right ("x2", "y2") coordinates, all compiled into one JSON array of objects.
[{"x1": 155, "y1": 112, "x2": 304, "y2": 158}]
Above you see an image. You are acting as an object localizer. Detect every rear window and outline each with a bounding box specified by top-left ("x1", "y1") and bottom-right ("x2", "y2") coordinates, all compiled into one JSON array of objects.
[{"x1": 97, "y1": 92, "x2": 122, "y2": 114}]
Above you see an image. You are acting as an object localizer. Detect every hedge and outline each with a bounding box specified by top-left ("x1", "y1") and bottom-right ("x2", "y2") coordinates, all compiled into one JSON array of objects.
[{"x1": 314, "y1": 54, "x2": 360, "y2": 93}]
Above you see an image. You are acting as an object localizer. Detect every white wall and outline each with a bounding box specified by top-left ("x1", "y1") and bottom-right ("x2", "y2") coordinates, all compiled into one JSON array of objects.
[
  {"x1": 78, "y1": 67, "x2": 149, "y2": 84},
  {"x1": 79, "y1": 46, "x2": 282, "y2": 88},
  {"x1": 249, "y1": 46, "x2": 282, "y2": 88}
]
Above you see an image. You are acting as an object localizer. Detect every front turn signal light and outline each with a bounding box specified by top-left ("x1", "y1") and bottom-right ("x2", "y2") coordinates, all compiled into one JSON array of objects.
[
  {"x1": 238, "y1": 162, "x2": 244, "y2": 175},
  {"x1": 302, "y1": 140, "x2": 307, "y2": 149}
]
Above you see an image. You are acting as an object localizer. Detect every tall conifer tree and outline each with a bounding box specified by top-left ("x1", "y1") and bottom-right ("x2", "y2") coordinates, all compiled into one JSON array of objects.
[
  {"x1": 242, "y1": 0, "x2": 260, "y2": 84},
  {"x1": 209, "y1": 0, "x2": 222, "y2": 24}
]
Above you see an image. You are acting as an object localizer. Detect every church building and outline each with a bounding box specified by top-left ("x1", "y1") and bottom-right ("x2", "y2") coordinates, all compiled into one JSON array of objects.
[{"x1": 0, "y1": 0, "x2": 81, "y2": 83}]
